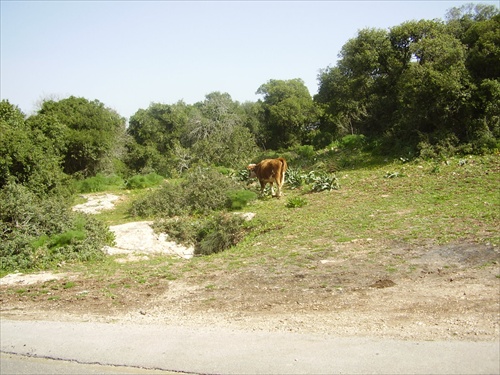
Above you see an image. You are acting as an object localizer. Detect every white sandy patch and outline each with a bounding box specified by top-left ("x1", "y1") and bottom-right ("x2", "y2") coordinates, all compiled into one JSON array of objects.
[
  {"x1": 104, "y1": 221, "x2": 194, "y2": 259},
  {"x1": 72, "y1": 193, "x2": 121, "y2": 214},
  {"x1": 0, "y1": 272, "x2": 69, "y2": 286}
]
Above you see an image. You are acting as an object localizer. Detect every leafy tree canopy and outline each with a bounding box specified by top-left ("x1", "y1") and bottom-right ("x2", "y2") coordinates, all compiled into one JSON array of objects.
[
  {"x1": 256, "y1": 79, "x2": 318, "y2": 149},
  {"x1": 316, "y1": 5, "x2": 499, "y2": 156},
  {"x1": 35, "y1": 96, "x2": 126, "y2": 176}
]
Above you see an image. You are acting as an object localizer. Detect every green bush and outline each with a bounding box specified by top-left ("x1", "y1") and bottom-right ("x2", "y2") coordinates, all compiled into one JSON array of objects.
[
  {"x1": 340, "y1": 134, "x2": 367, "y2": 149},
  {"x1": 285, "y1": 168, "x2": 304, "y2": 189},
  {"x1": 311, "y1": 173, "x2": 340, "y2": 192},
  {"x1": 235, "y1": 168, "x2": 250, "y2": 182},
  {"x1": 76, "y1": 173, "x2": 124, "y2": 193},
  {"x1": 129, "y1": 181, "x2": 186, "y2": 218},
  {"x1": 286, "y1": 197, "x2": 308, "y2": 208},
  {"x1": 195, "y1": 213, "x2": 248, "y2": 256},
  {"x1": 153, "y1": 217, "x2": 200, "y2": 246},
  {"x1": 296, "y1": 145, "x2": 315, "y2": 159},
  {"x1": 226, "y1": 190, "x2": 258, "y2": 210},
  {"x1": 0, "y1": 182, "x2": 113, "y2": 272},
  {"x1": 153, "y1": 213, "x2": 249, "y2": 256},
  {"x1": 183, "y1": 167, "x2": 243, "y2": 215},
  {"x1": 129, "y1": 167, "x2": 243, "y2": 218},
  {"x1": 125, "y1": 173, "x2": 164, "y2": 189}
]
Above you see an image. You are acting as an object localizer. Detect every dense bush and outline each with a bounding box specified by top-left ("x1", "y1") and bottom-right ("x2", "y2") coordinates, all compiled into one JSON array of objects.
[
  {"x1": 296, "y1": 145, "x2": 315, "y2": 159},
  {"x1": 285, "y1": 168, "x2": 305, "y2": 189},
  {"x1": 130, "y1": 167, "x2": 243, "y2": 217},
  {"x1": 129, "y1": 180, "x2": 186, "y2": 218},
  {"x1": 76, "y1": 173, "x2": 124, "y2": 193},
  {"x1": 154, "y1": 213, "x2": 248, "y2": 256},
  {"x1": 195, "y1": 213, "x2": 248, "y2": 255},
  {"x1": 226, "y1": 189, "x2": 258, "y2": 210},
  {"x1": 182, "y1": 167, "x2": 243, "y2": 214},
  {"x1": 0, "y1": 182, "x2": 113, "y2": 272},
  {"x1": 125, "y1": 173, "x2": 164, "y2": 189}
]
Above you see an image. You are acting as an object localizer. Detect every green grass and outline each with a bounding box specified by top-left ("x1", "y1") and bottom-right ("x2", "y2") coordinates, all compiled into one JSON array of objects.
[
  {"x1": 94, "y1": 189, "x2": 152, "y2": 225},
  {"x1": 210, "y1": 155, "x2": 499, "y2": 270},
  {"x1": 27, "y1": 154, "x2": 499, "y2": 286}
]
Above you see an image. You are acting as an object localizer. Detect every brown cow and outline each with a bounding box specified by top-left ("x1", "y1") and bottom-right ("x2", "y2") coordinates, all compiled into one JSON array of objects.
[{"x1": 247, "y1": 157, "x2": 288, "y2": 198}]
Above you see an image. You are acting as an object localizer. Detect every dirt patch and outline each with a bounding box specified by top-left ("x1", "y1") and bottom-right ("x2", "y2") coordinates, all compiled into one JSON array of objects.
[
  {"x1": 369, "y1": 279, "x2": 396, "y2": 288},
  {"x1": 1, "y1": 240, "x2": 498, "y2": 341}
]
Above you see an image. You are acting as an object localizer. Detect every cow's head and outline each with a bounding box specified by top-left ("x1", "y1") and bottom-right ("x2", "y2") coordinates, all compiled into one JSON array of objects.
[{"x1": 247, "y1": 164, "x2": 257, "y2": 178}]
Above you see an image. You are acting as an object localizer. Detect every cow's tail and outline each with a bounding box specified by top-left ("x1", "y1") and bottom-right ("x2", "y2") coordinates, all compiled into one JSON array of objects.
[{"x1": 278, "y1": 157, "x2": 287, "y2": 186}]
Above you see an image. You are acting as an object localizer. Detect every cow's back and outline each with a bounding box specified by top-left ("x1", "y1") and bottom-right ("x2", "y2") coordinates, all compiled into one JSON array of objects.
[
  {"x1": 255, "y1": 158, "x2": 285, "y2": 182},
  {"x1": 277, "y1": 157, "x2": 287, "y2": 182}
]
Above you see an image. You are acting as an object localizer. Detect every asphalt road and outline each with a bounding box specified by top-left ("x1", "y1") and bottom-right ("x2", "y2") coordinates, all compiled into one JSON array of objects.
[
  {"x1": 0, "y1": 352, "x2": 181, "y2": 375},
  {"x1": 1, "y1": 319, "x2": 499, "y2": 374}
]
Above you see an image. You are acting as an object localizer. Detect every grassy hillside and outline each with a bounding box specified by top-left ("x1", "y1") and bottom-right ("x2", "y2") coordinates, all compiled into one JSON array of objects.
[
  {"x1": 195, "y1": 154, "x2": 499, "y2": 268},
  {"x1": 87, "y1": 154, "x2": 499, "y2": 276}
]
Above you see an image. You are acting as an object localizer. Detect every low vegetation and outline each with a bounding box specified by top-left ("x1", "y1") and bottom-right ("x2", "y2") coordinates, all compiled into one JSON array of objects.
[{"x1": 0, "y1": 182, "x2": 113, "y2": 272}]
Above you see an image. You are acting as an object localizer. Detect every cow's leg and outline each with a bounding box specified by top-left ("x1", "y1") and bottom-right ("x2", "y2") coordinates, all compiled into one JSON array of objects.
[
  {"x1": 278, "y1": 171, "x2": 285, "y2": 197},
  {"x1": 259, "y1": 181, "x2": 266, "y2": 196},
  {"x1": 269, "y1": 182, "x2": 275, "y2": 197}
]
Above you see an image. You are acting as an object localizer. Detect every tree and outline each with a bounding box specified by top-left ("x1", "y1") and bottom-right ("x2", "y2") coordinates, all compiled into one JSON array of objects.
[
  {"x1": 395, "y1": 24, "x2": 470, "y2": 134},
  {"x1": 315, "y1": 9, "x2": 500, "y2": 156},
  {"x1": 188, "y1": 92, "x2": 258, "y2": 168},
  {"x1": 36, "y1": 96, "x2": 126, "y2": 177},
  {"x1": 256, "y1": 79, "x2": 318, "y2": 149},
  {"x1": 240, "y1": 101, "x2": 266, "y2": 148},
  {"x1": 0, "y1": 100, "x2": 68, "y2": 195},
  {"x1": 127, "y1": 101, "x2": 191, "y2": 175},
  {"x1": 316, "y1": 28, "x2": 399, "y2": 139},
  {"x1": 128, "y1": 101, "x2": 190, "y2": 152},
  {"x1": 462, "y1": 14, "x2": 500, "y2": 81}
]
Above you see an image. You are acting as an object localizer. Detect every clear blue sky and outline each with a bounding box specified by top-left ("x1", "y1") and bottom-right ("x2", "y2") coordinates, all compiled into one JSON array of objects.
[{"x1": 1, "y1": 0, "x2": 496, "y2": 119}]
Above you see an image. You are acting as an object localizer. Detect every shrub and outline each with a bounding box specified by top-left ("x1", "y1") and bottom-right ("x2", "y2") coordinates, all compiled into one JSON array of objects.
[
  {"x1": 129, "y1": 181, "x2": 186, "y2": 218},
  {"x1": 285, "y1": 168, "x2": 304, "y2": 189},
  {"x1": 296, "y1": 145, "x2": 315, "y2": 159},
  {"x1": 76, "y1": 173, "x2": 124, "y2": 193},
  {"x1": 182, "y1": 167, "x2": 243, "y2": 215},
  {"x1": 311, "y1": 173, "x2": 340, "y2": 192},
  {"x1": 125, "y1": 173, "x2": 164, "y2": 189},
  {"x1": 129, "y1": 167, "x2": 243, "y2": 218},
  {"x1": 226, "y1": 190, "x2": 258, "y2": 210},
  {"x1": 154, "y1": 213, "x2": 249, "y2": 256},
  {"x1": 0, "y1": 182, "x2": 113, "y2": 272},
  {"x1": 235, "y1": 168, "x2": 250, "y2": 182},
  {"x1": 286, "y1": 197, "x2": 308, "y2": 208},
  {"x1": 195, "y1": 213, "x2": 248, "y2": 256},
  {"x1": 153, "y1": 217, "x2": 200, "y2": 246},
  {"x1": 340, "y1": 134, "x2": 367, "y2": 149}
]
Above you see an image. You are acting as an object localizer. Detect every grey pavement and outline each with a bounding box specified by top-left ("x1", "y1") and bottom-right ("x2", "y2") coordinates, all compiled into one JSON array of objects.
[
  {"x1": 1, "y1": 319, "x2": 499, "y2": 374},
  {"x1": 0, "y1": 352, "x2": 181, "y2": 375}
]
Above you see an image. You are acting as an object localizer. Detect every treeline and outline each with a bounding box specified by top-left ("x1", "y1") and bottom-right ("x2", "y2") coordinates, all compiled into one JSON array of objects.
[{"x1": 315, "y1": 4, "x2": 500, "y2": 157}]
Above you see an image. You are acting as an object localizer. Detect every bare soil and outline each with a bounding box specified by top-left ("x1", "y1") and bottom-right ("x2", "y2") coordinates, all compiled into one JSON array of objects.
[{"x1": 1, "y1": 195, "x2": 499, "y2": 342}]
